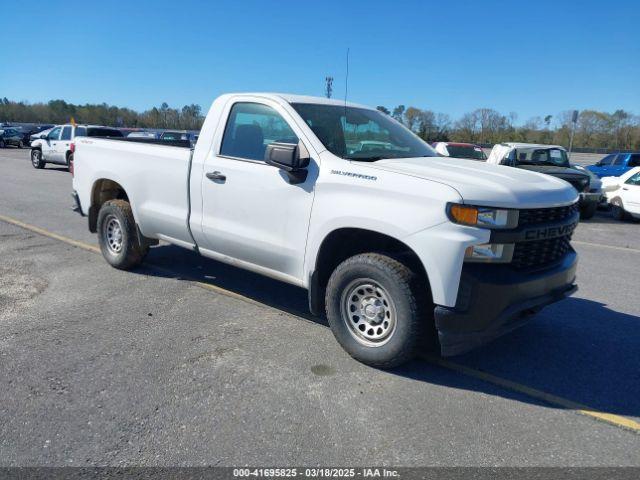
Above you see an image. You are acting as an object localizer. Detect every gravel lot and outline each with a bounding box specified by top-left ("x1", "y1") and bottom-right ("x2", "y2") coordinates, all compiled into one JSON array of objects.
[{"x1": 0, "y1": 147, "x2": 638, "y2": 466}]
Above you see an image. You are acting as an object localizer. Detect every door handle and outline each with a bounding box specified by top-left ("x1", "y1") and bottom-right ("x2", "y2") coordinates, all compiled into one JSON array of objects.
[
  {"x1": 622, "y1": 187, "x2": 629, "y2": 191},
  {"x1": 206, "y1": 171, "x2": 226, "y2": 182}
]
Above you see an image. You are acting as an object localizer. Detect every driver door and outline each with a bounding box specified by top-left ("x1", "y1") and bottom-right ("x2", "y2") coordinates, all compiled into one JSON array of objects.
[
  {"x1": 41, "y1": 126, "x2": 61, "y2": 161},
  {"x1": 198, "y1": 99, "x2": 318, "y2": 284}
]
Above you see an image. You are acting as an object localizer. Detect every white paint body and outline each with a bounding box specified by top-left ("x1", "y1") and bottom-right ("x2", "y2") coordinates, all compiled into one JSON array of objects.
[
  {"x1": 602, "y1": 167, "x2": 640, "y2": 218},
  {"x1": 72, "y1": 93, "x2": 577, "y2": 308}
]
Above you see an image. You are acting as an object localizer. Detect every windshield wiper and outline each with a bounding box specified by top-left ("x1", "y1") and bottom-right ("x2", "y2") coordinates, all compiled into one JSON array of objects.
[{"x1": 343, "y1": 156, "x2": 385, "y2": 162}]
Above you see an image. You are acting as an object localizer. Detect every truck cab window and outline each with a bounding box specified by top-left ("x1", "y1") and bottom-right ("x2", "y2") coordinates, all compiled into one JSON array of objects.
[
  {"x1": 220, "y1": 102, "x2": 298, "y2": 161},
  {"x1": 61, "y1": 126, "x2": 72, "y2": 140},
  {"x1": 48, "y1": 127, "x2": 62, "y2": 140}
]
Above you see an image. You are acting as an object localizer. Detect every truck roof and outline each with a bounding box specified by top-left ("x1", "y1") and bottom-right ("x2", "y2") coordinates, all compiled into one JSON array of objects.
[{"x1": 226, "y1": 93, "x2": 373, "y2": 110}]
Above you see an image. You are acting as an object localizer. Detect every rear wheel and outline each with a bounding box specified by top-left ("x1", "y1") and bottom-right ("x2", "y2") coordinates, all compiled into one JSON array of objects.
[
  {"x1": 18, "y1": 140, "x2": 24, "y2": 149},
  {"x1": 325, "y1": 253, "x2": 429, "y2": 368},
  {"x1": 31, "y1": 149, "x2": 45, "y2": 169},
  {"x1": 97, "y1": 200, "x2": 147, "y2": 270},
  {"x1": 0, "y1": 139, "x2": 5, "y2": 148}
]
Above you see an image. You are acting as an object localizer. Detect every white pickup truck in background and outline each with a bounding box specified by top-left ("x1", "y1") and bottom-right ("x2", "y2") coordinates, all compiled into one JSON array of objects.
[{"x1": 72, "y1": 93, "x2": 579, "y2": 367}]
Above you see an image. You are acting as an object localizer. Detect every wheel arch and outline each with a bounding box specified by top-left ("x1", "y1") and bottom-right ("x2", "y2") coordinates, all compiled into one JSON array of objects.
[
  {"x1": 308, "y1": 227, "x2": 432, "y2": 317},
  {"x1": 88, "y1": 178, "x2": 130, "y2": 233}
]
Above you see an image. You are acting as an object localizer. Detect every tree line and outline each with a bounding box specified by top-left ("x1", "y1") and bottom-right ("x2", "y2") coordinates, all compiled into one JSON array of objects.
[
  {"x1": 0, "y1": 98, "x2": 204, "y2": 130},
  {"x1": 1, "y1": 97, "x2": 638, "y2": 150},
  {"x1": 377, "y1": 105, "x2": 640, "y2": 151}
]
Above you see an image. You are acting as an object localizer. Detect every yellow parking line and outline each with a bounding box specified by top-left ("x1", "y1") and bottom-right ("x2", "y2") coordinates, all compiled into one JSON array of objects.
[
  {"x1": 1, "y1": 213, "x2": 638, "y2": 434},
  {"x1": 572, "y1": 240, "x2": 640, "y2": 254},
  {"x1": 0, "y1": 214, "x2": 100, "y2": 253},
  {"x1": 424, "y1": 355, "x2": 640, "y2": 433}
]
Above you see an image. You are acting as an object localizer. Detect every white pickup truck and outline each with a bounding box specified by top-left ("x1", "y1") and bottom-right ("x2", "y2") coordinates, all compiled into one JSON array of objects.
[{"x1": 72, "y1": 93, "x2": 579, "y2": 367}]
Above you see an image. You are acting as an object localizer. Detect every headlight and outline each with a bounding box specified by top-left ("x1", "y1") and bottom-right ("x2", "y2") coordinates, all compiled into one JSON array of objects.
[
  {"x1": 465, "y1": 243, "x2": 514, "y2": 263},
  {"x1": 447, "y1": 203, "x2": 518, "y2": 229}
]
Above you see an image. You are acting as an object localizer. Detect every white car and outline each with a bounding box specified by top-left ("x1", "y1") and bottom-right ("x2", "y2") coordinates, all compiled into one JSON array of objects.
[
  {"x1": 72, "y1": 93, "x2": 579, "y2": 367},
  {"x1": 601, "y1": 167, "x2": 640, "y2": 220},
  {"x1": 30, "y1": 124, "x2": 123, "y2": 170}
]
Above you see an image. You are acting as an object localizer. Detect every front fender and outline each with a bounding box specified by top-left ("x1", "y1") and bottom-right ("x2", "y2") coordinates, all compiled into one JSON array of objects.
[{"x1": 403, "y1": 223, "x2": 490, "y2": 307}]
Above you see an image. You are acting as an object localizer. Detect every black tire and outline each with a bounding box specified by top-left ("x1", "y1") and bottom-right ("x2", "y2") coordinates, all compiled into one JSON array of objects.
[
  {"x1": 0, "y1": 139, "x2": 5, "y2": 148},
  {"x1": 325, "y1": 253, "x2": 429, "y2": 368},
  {"x1": 97, "y1": 200, "x2": 147, "y2": 270},
  {"x1": 579, "y1": 202, "x2": 597, "y2": 220},
  {"x1": 31, "y1": 149, "x2": 45, "y2": 169},
  {"x1": 18, "y1": 140, "x2": 24, "y2": 149},
  {"x1": 66, "y1": 152, "x2": 72, "y2": 171},
  {"x1": 610, "y1": 197, "x2": 628, "y2": 221}
]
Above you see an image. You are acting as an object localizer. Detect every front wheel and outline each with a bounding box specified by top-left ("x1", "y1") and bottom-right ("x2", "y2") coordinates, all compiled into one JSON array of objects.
[
  {"x1": 611, "y1": 198, "x2": 628, "y2": 221},
  {"x1": 325, "y1": 253, "x2": 429, "y2": 368},
  {"x1": 0, "y1": 139, "x2": 5, "y2": 148},
  {"x1": 97, "y1": 200, "x2": 147, "y2": 270},
  {"x1": 18, "y1": 140, "x2": 24, "y2": 149},
  {"x1": 31, "y1": 149, "x2": 45, "y2": 169}
]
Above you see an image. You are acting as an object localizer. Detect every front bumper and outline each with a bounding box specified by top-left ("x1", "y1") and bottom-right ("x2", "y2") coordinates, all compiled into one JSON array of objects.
[
  {"x1": 579, "y1": 191, "x2": 602, "y2": 205},
  {"x1": 434, "y1": 251, "x2": 577, "y2": 356}
]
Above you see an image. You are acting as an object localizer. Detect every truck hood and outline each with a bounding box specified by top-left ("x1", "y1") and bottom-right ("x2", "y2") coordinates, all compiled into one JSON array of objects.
[{"x1": 366, "y1": 156, "x2": 578, "y2": 209}]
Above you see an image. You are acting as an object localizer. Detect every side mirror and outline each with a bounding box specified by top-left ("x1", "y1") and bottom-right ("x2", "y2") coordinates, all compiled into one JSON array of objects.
[{"x1": 265, "y1": 141, "x2": 310, "y2": 183}]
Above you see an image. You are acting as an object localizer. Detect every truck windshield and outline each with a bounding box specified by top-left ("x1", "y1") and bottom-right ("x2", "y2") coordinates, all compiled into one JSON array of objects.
[
  {"x1": 291, "y1": 103, "x2": 437, "y2": 161},
  {"x1": 516, "y1": 148, "x2": 570, "y2": 167}
]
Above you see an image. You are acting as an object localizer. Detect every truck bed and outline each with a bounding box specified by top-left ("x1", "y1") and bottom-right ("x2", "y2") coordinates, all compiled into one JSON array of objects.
[
  {"x1": 112, "y1": 137, "x2": 192, "y2": 149},
  {"x1": 73, "y1": 136, "x2": 195, "y2": 247}
]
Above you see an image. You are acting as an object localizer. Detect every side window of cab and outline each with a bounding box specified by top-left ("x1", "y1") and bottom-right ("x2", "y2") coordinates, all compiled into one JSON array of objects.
[
  {"x1": 47, "y1": 127, "x2": 62, "y2": 140},
  {"x1": 61, "y1": 126, "x2": 72, "y2": 141},
  {"x1": 219, "y1": 102, "x2": 298, "y2": 162}
]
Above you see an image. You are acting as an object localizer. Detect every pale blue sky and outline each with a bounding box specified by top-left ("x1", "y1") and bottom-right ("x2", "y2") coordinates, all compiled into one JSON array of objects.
[{"x1": 1, "y1": 0, "x2": 638, "y2": 124}]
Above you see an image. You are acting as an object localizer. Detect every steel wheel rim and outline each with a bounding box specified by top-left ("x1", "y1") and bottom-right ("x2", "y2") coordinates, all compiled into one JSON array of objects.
[
  {"x1": 341, "y1": 279, "x2": 397, "y2": 347},
  {"x1": 104, "y1": 215, "x2": 124, "y2": 255}
]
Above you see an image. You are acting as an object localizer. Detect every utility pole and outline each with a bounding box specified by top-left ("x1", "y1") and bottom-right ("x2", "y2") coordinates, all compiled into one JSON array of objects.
[
  {"x1": 568, "y1": 110, "x2": 579, "y2": 159},
  {"x1": 325, "y1": 76, "x2": 333, "y2": 99}
]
